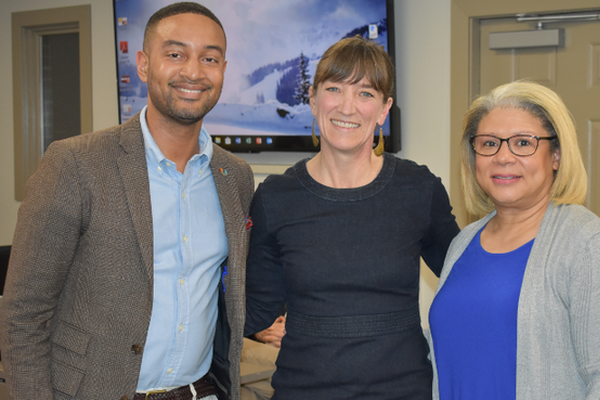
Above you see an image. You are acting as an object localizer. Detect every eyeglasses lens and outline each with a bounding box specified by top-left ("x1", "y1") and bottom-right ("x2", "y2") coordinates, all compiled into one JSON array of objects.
[{"x1": 472, "y1": 135, "x2": 538, "y2": 156}]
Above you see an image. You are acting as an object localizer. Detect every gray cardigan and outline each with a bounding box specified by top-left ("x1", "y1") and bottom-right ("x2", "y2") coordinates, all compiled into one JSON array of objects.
[{"x1": 430, "y1": 203, "x2": 600, "y2": 399}]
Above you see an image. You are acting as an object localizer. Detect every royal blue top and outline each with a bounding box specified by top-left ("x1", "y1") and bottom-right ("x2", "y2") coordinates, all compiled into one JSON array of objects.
[{"x1": 429, "y1": 227, "x2": 533, "y2": 400}]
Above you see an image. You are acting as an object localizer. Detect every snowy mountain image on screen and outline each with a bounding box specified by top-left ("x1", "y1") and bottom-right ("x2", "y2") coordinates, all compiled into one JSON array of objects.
[{"x1": 205, "y1": 20, "x2": 389, "y2": 137}]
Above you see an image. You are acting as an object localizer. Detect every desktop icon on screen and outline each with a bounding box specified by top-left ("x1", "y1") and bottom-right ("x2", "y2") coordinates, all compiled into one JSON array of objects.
[{"x1": 369, "y1": 24, "x2": 378, "y2": 39}]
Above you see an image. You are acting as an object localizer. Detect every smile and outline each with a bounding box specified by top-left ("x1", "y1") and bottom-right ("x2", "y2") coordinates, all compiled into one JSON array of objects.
[
  {"x1": 331, "y1": 119, "x2": 359, "y2": 129},
  {"x1": 493, "y1": 175, "x2": 520, "y2": 180},
  {"x1": 176, "y1": 87, "x2": 205, "y2": 94}
]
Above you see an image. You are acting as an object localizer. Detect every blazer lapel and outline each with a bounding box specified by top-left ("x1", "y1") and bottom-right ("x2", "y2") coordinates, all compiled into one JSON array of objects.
[
  {"x1": 116, "y1": 114, "x2": 154, "y2": 281},
  {"x1": 210, "y1": 147, "x2": 245, "y2": 247}
]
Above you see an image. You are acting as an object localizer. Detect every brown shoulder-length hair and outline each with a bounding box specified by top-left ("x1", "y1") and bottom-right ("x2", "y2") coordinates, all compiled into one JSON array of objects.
[
  {"x1": 461, "y1": 80, "x2": 587, "y2": 217},
  {"x1": 312, "y1": 35, "x2": 394, "y2": 102}
]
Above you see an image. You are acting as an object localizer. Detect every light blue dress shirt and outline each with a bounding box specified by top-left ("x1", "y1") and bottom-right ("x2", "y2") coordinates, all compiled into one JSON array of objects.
[{"x1": 136, "y1": 107, "x2": 228, "y2": 390}]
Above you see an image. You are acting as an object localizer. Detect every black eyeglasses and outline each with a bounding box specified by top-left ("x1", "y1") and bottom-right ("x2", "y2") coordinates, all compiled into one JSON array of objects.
[{"x1": 470, "y1": 134, "x2": 557, "y2": 157}]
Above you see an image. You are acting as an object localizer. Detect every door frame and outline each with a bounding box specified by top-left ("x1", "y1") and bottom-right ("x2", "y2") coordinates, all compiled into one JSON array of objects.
[
  {"x1": 450, "y1": 0, "x2": 599, "y2": 227},
  {"x1": 12, "y1": 5, "x2": 92, "y2": 201}
]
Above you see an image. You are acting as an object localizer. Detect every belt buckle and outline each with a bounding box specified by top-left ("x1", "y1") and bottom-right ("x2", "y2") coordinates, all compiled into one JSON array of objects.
[{"x1": 145, "y1": 389, "x2": 167, "y2": 400}]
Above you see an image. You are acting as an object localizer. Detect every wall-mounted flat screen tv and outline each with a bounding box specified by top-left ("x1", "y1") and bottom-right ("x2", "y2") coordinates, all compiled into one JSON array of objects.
[{"x1": 113, "y1": 0, "x2": 400, "y2": 152}]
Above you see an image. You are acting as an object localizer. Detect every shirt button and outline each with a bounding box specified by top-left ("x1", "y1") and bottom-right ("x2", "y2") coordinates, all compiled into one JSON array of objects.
[
  {"x1": 167, "y1": 368, "x2": 173, "y2": 374},
  {"x1": 131, "y1": 344, "x2": 142, "y2": 354},
  {"x1": 179, "y1": 325, "x2": 183, "y2": 332},
  {"x1": 157, "y1": 166, "x2": 162, "y2": 172},
  {"x1": 165, "y1": 162, "x2": 171, "y2": 167},
  {"x1": 182, "y1": 192, "x2": 186, "y2": 199},
  {"x1": 199, "y1": 169, "x2": 203, "y2": 175},
  {"x1": 180, "y1": 278, "x2": 184, "y2": 285},
  {"x1": 183, "y1": 236, "x2": 188, "y2": 243}
]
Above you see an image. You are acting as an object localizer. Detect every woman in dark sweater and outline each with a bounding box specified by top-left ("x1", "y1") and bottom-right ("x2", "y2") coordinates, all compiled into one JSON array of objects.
[{"x1": 244, "y1": 35, "x2": 459, "y2": 400}]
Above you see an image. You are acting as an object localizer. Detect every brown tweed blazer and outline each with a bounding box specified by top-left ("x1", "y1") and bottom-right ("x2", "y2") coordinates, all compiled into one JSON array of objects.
[{"x1": 0, "y1": 113, "x2": 254, "y2": 400}]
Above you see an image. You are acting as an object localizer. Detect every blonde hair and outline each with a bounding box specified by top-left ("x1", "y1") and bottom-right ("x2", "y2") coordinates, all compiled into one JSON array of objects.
[{"x1": 461, "y1": 80, "x2": 587, "y2": 217}]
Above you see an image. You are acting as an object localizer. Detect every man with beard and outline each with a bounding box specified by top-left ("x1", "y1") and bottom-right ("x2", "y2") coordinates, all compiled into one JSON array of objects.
[{"x1": 0, "y1": 3, "x2": 254, "y2": 400}]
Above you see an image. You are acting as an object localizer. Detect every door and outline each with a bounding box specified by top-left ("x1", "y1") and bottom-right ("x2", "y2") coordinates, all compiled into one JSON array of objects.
[
  {"x1": 479, "y1": 15, "x2": 600, "y2": 215},
  {"x1": 12, "y1": 5, "x2": 92, "y2": 201}
]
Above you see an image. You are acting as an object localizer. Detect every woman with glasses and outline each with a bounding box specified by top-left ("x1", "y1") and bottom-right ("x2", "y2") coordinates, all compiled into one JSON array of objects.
[{"x1": 428, "y1": 80, "x2": 600, "y2": 400}]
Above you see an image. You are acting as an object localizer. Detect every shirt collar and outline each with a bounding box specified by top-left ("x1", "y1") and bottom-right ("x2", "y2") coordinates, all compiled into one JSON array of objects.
[{"x1": 140, "y1": 106, "x2": 214, "y2": 166}]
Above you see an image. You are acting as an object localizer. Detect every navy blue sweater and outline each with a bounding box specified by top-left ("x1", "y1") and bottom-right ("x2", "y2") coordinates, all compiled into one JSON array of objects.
[{"x1": 245, "y1": 153, "x2": 459, "y2": 400}]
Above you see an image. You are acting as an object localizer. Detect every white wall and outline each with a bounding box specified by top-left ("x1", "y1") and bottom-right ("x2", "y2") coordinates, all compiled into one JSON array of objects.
[
  {"x1": 394, "y1": 0, "x2": 451, "y2": 327},
  {"x1": 0, "y1": 0, "x2": 452, "y2": 325}
]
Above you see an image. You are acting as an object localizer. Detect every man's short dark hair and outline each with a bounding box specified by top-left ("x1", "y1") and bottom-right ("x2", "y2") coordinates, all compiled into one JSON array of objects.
[{"x1": 143, "y1": 2, "x2": 225, "y2": 51}]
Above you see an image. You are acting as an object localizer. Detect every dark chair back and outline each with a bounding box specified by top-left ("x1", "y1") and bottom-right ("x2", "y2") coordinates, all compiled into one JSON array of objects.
[{"x1": 0, "y1": 246, "x2": 10, "y2": 296}]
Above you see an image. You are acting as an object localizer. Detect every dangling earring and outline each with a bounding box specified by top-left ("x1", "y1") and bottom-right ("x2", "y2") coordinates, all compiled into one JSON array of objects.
[
  {"x1": 312, "y1": 118, "x2": 319, "y2": 147},
  {"x1": 374, "y1": 127, "x2": 384, "y2": 156}
]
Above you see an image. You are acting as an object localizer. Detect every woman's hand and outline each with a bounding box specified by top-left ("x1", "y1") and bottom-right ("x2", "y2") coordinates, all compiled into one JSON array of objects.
[{"x1": 253, "y1": 315, "x2": 286, "y2": 348}]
